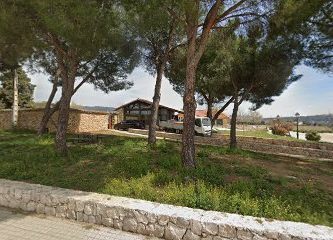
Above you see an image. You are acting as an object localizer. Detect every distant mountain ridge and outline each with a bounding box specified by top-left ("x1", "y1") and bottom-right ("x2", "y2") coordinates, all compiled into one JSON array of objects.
[
  {"x1": 32, "y1": 102, "x2": 116, "y2": 113},
  {"x1": 264, "y1": 114, "x2": 333, "y2": 125},
  {"x1": 76, "y1": 105, "x2": 116, "y2": 112}
]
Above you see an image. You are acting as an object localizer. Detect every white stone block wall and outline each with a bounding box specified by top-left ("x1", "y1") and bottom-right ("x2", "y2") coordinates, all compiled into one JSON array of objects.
[{"x1": 0, "y1": 179, "x2": 332, "y2": 240}]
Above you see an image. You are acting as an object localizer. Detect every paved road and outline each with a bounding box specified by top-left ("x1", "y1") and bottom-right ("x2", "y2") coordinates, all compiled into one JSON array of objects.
[
  {"x1": 0, "y1": 207, "x2": 157, "y2": 240},
  {"x1": 320, "y1": 133, "x2": 333, "y2": 143}
]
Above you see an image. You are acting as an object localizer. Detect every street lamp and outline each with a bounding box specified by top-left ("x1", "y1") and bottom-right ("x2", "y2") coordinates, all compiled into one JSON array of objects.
[{"x1": 295, "y1": 112, "x2": 300, "y2": 139}]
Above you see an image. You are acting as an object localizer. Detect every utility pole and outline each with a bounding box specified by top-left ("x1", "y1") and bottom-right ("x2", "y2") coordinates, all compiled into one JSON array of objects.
[
  {"x1": 295, "y1": 112, "x2": 300, "y2": 140},
  {"x1": 12, "y1": 68, "x2": 18, "y2": 127}
]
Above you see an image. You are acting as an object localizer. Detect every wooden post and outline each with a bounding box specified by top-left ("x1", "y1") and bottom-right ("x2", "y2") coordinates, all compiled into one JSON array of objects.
[{"x1": 12, "y1": 68, "x2": 18, "y2": 127}]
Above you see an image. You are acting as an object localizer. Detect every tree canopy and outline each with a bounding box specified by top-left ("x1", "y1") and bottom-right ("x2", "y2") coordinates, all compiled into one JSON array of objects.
[
  {"x1": 0, "y1": 0, "x2": 139, "y2": 154},
  {"x1": 124, "y1": 0, "x2": 185, "y2": 145},
  {"x1": 0, "y1": 68, "x2": 35, "y2": 109},
  {"x1": 269, "y1": 0, "x2": 332, "y2": 73}
]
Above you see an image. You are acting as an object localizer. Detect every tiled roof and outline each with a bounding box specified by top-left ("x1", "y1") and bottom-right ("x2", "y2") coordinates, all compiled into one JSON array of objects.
[
  {"x1": 115, "y1": 98, "x2": 183, "y2": 113},
  {"x1": 195, "y1": 109, "x2": 230, "y2": 120}
]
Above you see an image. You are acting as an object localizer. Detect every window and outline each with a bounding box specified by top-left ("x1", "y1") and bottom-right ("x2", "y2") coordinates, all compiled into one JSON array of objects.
[
  {"x1": 195, "y1": 119, "x2": 202, "y2": 127},
  {"x1": 160, "y1": 114, "x2": 167, "y2": 121},
  {"x1": 141, "y1": 110, "x2": 151, "y2": 115},
  {"x1": 202, "y1": 118, "x2": 211, "y2": 126}
]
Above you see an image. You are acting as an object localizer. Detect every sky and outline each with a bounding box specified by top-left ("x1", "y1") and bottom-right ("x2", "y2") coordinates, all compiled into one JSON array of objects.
[{"x1": 29, "y1": 64, "x2": 333, "y2": 118}]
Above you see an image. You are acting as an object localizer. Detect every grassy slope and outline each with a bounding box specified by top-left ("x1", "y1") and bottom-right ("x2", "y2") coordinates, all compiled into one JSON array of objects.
[{"x1": 0, "y1": 130, "x2": 332, "y2": 226}]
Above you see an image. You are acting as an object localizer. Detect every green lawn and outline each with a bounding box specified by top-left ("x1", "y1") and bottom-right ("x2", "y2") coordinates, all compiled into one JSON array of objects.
[{"x1": 0, "y1": 130, "x2": 332, "y2": 226}]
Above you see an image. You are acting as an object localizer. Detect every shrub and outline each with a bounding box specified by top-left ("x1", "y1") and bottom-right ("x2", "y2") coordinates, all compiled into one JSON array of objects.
[
  {"x1": 271, "y1": 121, "x2": 293, "y2": 136},
  {"x1": 305, "y1": 132, "x2": 321, "y2": 141},
  {"x1": 153, "y1": 170, "x2": 173, "y2": 186}
]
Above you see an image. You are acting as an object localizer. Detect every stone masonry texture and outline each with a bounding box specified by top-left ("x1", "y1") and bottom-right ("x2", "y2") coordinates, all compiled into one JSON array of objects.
[
  {"x1": 0, "y1": 179, "x2": 332, "y2": 240},
  {"x1": 0, "y1": 108, "x2": 109, "y2": 133},
  {"x1": 0, "y1": 206, "x2": 157, "y2": 240},
  {"x1": 128, "y1": 129, "x2": 333, "y2": 160}
]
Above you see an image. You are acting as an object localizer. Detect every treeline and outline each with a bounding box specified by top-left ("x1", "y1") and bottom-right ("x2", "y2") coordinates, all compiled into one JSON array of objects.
[
  {"x1": 264, "y1": 114, "x2": 333, "y2": 126},
  {"x1": 0, "y1": 0, "x2": 331, "y2": 169}
]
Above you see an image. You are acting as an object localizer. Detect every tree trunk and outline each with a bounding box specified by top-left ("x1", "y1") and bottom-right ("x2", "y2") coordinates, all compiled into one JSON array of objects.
[
  {"x1": 182, "y1": 0, "x2": 220, "y2": 169},
  {"x1": 230, "y1": 94, "x2": 239, "y2": 149},
  {"x1": 207, "y1": 98, "x2": 213, "y2": 120},
  {"x1": 55, "y1": 54, "x2": 78, "y2": 155},
  {"x1": 12, "y1": 68, "x2": 18, "y2": 127},
  {"x1": 37, "y1": 78, "x2": 58, "y2": 135},
  {"x1": 37, "y1": 74, "x2": 88, "y2": 136},
  {"x1": 55, "y1": 76, "x2": 75, "y2": 155},
  {"x1": 148, "y1": 63, "x2": 165, "y2": 145},
  {"x1": 182, "y1": 62, "x2": 197, "y2": 168},
  {"x1": 211, "y1": 96, "x2": 234, "y2": 127}
]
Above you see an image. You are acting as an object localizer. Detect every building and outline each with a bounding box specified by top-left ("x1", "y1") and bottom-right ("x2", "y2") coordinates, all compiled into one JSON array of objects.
[
  {"x1": 113, "y1": 99, "x2": 182, "y2": 128},
  {"x1": 195, "y1": 109, "x2": 230, "y2": 126},
  {"x1": 0, "y1": 108, "x2": 109, "y2": 133},
  {"x1": 175, "y1": 110, "x2": 229, "y2": 126}
]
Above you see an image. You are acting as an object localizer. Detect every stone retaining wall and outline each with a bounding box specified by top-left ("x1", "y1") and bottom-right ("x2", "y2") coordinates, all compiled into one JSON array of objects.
[
  {"x1": 128, "y1": 129, "x2": 333, "y2": 160},
  {"x1": 0, "y1": 179, "x2": 332, "y2": 240},
  {"x1": 0, "y1": 108, "x2": 109, "y2": 133},
  {"x1": 215, "y1": 134, "x2": 333, "y2": 151}
]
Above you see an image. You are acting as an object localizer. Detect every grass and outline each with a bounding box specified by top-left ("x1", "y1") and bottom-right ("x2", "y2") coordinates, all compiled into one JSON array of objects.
[{"x1": 0, "y1": 130, "x2": 332, "y2": 226}]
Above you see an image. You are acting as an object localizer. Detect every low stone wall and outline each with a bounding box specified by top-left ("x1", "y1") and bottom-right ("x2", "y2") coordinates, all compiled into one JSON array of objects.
[
  {"x1": 128, "y1": 129, "x2": 333, "y2": 160},
  {"x1": 215, "y1": 134, "x2": 333, "y2": 151},
  {"x1": 0, "y1": 179, "x2": 332, "y2": 240},
  {"x1": 0, "y1": 108, "x2": 109, "y2": 133}
]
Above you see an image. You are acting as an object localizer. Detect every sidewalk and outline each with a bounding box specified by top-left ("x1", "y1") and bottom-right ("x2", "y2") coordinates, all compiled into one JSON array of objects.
[{"x1": 0, "y1": 207, "x2": 157, "y2": 240}]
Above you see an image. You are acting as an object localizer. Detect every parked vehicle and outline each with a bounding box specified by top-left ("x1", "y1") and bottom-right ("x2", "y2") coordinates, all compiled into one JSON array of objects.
[
  {"x1": 114, "y1": 120, "x2": 145, "y2": 131},
  {"x1": 159, "y1": 117, "x2": 212, "y2": 136}
]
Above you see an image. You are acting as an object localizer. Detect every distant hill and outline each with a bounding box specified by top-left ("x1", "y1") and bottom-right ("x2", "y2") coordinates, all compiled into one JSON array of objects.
[
  {"x1": 78, "y1": 105, "x2": 116, "y2": 112},
  {"x1": 33, "y1": 102, "x2": 116, "y2": 113},
  {"x1": 33, "y1": 101, "x2": 116, "y2": 113},
  {"x1": 264, "y1": 114, "x2": 333, "y2": 125}
]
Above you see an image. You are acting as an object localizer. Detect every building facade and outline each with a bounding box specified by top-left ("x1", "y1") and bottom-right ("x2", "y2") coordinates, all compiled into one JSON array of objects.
[
  {"x1": 195, "y1": 109, "x2": 230, "y2": 126},
  {"x1": 114, "y1": 99, "x2": 181, "y2": 127}
]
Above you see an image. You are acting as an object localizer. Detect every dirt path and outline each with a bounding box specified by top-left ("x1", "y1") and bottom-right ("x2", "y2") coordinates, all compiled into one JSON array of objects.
[{"x1": 320, "y1": 133, "x2": 333, "y2": 143}]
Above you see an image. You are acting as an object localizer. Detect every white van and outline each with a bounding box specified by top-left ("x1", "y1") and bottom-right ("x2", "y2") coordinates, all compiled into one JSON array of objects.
[{"x1": 159, "y1": 117, "x2": 212, "y2": 136}]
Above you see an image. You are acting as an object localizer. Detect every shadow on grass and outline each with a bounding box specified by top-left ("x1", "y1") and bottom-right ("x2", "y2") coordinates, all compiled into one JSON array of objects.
[{"x1": 0, "y1": 130, "x2": 332, "y2": 226}]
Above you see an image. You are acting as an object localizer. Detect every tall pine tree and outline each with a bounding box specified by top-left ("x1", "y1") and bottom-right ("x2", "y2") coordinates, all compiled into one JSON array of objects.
[{"x1": 0, "y1": 68, "x2": 35, "y2": 109}]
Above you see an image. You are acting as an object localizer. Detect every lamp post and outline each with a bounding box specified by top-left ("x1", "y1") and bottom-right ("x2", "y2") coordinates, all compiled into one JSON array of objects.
[{"x1": 295, "y1": 112, "x2": 300, "y2": 139}]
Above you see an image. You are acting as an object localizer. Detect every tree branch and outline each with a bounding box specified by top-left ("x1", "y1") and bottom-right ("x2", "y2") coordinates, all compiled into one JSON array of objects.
[
  {"x1": 212, "y1": 96, "x2": 234, "y2": 123},
  {"x1": 214, "y1": 0, "x2": 248, "y2": 25},
  {"x1": 194, "y1": 0, "x2": 222, "y2": 64},
  {"x1": 73, "y1": 64, "x2": 99, "y2": 94}
]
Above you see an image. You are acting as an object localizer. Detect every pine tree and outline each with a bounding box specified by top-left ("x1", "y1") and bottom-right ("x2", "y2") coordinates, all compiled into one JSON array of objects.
[
  {"x1": 1, "y1": 0, "x2": 138, "y2": 154},
  {"x1": 0, "y1": 67, "x2": 35, "y2": 109}
]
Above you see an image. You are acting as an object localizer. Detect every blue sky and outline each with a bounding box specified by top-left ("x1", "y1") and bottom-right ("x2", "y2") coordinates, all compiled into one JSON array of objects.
[{"x1": 29, "y1": 64, "x2": 333, "y2": 118}]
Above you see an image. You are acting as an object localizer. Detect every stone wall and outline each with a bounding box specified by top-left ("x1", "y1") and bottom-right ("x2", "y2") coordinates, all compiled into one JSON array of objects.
[
  {"x1": 215, "y1": 134, "x2": 333, "y2": 151},
  {"x1": 76, "y1": 112, "x2": 109, "y2": 132},
  {"x1": 128, "y1": 129, "x2": 333, "y2": 160},
  {"x1": 0, "y1": 179, "x2": 332, "y2": 240},
  {"x1": 0, "y1": 110, "x2": 12, "y2": 129},
  {"x1": 0, "y1": 108, "x2": 109, "y2": 133}
]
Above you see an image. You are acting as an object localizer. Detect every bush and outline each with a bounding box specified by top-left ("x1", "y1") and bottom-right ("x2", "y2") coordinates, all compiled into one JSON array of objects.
[
  {"x1": 305, "y1": 132, "x2": 321, "y2": 141},
  {"x1": 271, "y1": 121, "x2": 293, "y2": 136}
]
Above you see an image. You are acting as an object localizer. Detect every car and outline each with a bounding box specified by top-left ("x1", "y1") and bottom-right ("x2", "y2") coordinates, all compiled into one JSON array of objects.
[{"x1": 114, "y1": 120, "x2": 145, "y2": 131}]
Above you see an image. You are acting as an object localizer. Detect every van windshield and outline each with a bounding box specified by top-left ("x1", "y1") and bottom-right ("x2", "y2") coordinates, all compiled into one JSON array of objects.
[{"x1": 202, "y1": 118, "x2": 211, "y2": 126}]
